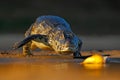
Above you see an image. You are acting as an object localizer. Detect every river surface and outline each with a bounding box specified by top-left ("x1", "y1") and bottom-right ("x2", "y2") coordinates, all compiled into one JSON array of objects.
[{"x1": 0, "y1": 56, "x2": 120, "y2": 80}]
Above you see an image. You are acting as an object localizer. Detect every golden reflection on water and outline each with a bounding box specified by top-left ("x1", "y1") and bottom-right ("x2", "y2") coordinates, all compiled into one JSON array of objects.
[
  {"x1": 81, "y1": 54, "x2": 107, "y2": 70},
  {"x1": 82, "y1": 63, "x2": 105, "y2": 69},
  {"x1": 0, "y1": 61, "x2": 120, "y2": 80}
]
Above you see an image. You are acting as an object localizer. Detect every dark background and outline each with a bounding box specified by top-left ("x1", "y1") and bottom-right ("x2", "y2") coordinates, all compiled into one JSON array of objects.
[{"x1": 0, "y1": 0, "x2": 120, "y2": 35}]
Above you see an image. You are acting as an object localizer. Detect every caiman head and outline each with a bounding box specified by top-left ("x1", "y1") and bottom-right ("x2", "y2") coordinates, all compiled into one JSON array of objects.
[{"x1": 48, "y1": 27, "x2": 82, "y2": 54}]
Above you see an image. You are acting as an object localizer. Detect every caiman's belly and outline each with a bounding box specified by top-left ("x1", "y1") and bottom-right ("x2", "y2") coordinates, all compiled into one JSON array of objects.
[
  {"x1": 31, "y1": 41, "x2": 53, "y2": 50},
  {"x1": 31, "y1": 41, "x2": 73, "y2": 54}
]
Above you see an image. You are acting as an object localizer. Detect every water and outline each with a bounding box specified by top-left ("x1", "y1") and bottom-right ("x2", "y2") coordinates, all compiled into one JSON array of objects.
[
  {"x1": 0, "y1": 57, "x2": 120, "y2": 80},
  {"x1": 0, "y1": 34, "x2": 120, "y2": 80}
]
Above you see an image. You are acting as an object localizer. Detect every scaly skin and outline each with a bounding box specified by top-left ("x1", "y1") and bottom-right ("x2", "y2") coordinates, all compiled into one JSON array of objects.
[{"x1": 13, "y1": 15, "x2": 82, "y2": 57}]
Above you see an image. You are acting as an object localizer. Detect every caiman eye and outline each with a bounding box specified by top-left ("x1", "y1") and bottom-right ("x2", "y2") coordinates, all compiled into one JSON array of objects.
[
  {"x1": 65, "y1": 34, "x2": 72, "y2": 40},
  {"x1": 66, "y1": 36, "x2": 71, "y2": 39},
  {"x1": 64, "y1": 31, "x2": 73, "y2": 40}
]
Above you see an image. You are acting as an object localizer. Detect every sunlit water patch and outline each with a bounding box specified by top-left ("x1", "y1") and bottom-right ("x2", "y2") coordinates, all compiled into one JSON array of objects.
[{"x1": 0, "y1": 56, "x2": 120, "y2": 80}]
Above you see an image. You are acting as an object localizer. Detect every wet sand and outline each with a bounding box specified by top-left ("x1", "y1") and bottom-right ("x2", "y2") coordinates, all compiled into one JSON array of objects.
[{"x1": 0, "y1": 34, "x2": 120, "y2": 80}]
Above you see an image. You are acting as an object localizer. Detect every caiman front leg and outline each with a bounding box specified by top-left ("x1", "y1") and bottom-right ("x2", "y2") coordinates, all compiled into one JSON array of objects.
[
  {"x1": 73, "y1": 40, "x2": 82, "y2": 58},
  {"x1": 23, "y1": 41, "x2": 32, "y2": 56},
  {"x1": 13, "y1": 34, "x2": 49, "y2": 56}
]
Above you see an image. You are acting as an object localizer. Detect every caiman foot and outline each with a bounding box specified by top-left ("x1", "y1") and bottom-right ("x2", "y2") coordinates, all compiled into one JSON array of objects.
[
  {"x1": 23, "y1": 48, "x2": 33, "y2": 57},
  {"x1": 73, "y1": 51, "x2": 81, "y2": 58}
]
